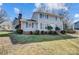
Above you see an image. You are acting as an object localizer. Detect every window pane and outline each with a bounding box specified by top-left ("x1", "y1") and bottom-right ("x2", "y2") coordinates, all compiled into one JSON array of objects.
[
  {"x1": 26, "y1": 22, "x2": 28, "y2": 28},
  {"x1": 47, "y1": 15, "x2": 48, "y2": 19},
  {"x1": 32, "y1": 23, "x2": 34, "y2": 28},
  {"x1": 56, "y1": 17, "x2": 57, "y2": 20},
  {"x1": 40, "y1": 14, "x2": 42, "y2": 18},
  {"x1": 40, "y1": 23, "x2": 42, "y2": 29},
  {"x1": 36, "y1": 23, "x2": 38, "y2": 28}
]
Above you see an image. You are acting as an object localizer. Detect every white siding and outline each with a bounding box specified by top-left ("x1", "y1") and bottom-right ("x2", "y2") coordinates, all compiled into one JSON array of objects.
[
  {"x1": 37, "y1": 13, "x2": 63, "y2": 31},
  {"x1": 21, "y1": 21, "x2": 38, "y2": 31},
  {"x1": 32, "y1": 13, "x2": 39, "y2": 20},
  {"x1": 21, "y1": 12, "x2": 64, "y2": 31}
]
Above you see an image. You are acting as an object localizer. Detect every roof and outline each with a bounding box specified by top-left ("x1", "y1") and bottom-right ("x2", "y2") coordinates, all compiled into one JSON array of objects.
[
  {"x1": 73, "y1": 20, "x2": 79, "y2": 24},
  {"x1": 27, "y1": 19, "x2": 36, "y2": 21},
  {"x1": 20, "y1": 19, "x2": 37, "y2": 22},
  {"x1": 0, "y1": 21, "x2": 12, "y2": 26}
]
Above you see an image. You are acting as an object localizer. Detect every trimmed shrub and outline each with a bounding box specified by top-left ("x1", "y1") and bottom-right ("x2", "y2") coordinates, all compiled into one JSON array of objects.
[
  {"x1": 67, "y1": 30, "x2": 76, "y2": 34},
  {"x1": 46, "y1": 26, "x2": 53, "y2": 31},
  {"x1": 52, "y1": 31, "x2": 57, "y2": 35},
  {"x1": 48, "y1": 31, "x2": 52, "y2": 34},
  {"x1": 35, "y1": 30, "x2": 40, "y2": 35},
  {"x1": 60, "y1": 30, "x2": 66, "y2": 34},
  {"x1": 16, "y1": 29, "x2": 23, "y2": 34},
  {"x1": 29, "y1": 31, "x2": 33, "y2": 34},
  {"x1": 44, "y1": 31, "x2": 48, "y2": 34},
  {"x1": 41, "y1": 31, "x2": 44, "y2": 34},
  {"x1": 55, "y1": 27, "x2": 60, "y2": 31}
]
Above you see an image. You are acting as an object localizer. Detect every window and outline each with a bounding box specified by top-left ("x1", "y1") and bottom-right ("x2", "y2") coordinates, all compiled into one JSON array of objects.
[
  {"x1": 56, "y1": 17, "x2": 57, "y2": 20},
  {"x1": 26, "y1": 22, "x2": 28, "y2": 28},
  {"x1": 47, "y1": 15, "x2": 48, "y2": 19},
  {"x1": 60, "y1": 18, "x2": 62, "y2": 21},
  {"x1": 36, "y1": 23, "x2": 38, "y2": 28},
  {"x1": 8, "y1": 25, "x2": 10, "y2": 29},
  {"x1": 32, "y1": 23, "x2": 34, "y2": 28},
  {"x1": 40, "y1": 14, "x2": 42, "y2": 18},
  {"x1": 40, "y1": 23, "x2": 42, "y2": 29},
  {"x1": 44, "y1": 14, "x2": 48, "y2": 19},
  {"x1": 40, "y1": 13, "x2": 48, "y2": 19}
]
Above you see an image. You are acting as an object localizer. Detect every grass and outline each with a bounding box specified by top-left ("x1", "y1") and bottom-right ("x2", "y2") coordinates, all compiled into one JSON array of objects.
[
  {"x1": 0, "y1": 33, "x2": 79, "y2": 54},
  {"x1": 9, "y1": 34, "x2": 79, "y2": 55},
  {"x1": 10, "y1": 34, "x2": 77, "y2": 44},
  {"x1": 0, "y1": 31, "x2": 12, "y2": 37}
]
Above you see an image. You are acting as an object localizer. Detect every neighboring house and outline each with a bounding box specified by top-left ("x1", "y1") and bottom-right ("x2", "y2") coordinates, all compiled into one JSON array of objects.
[
  {"x1": 0, "y1": 21, "x2": 13, "y2": 31},
  {"x1": 13, "y1": 11, "x2": 64, "y2": 32},
  {"x1": 64, "y1": 19, "x2": 74, "y2": 30},
  {"x1": 74, "y1": 21, "x2": 79, "y2": 30},
  {"x1": 0, "y1": 7, "x2": 13, "y2": 31}
]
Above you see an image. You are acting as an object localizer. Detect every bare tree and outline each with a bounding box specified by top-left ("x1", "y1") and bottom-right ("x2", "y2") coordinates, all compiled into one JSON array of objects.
[
  {"x1": 58, "y1": 9, "x2": 72, "y2": 30},
  {"x1": 0, "y1": 8, "x2": 8, "y2": 24}
]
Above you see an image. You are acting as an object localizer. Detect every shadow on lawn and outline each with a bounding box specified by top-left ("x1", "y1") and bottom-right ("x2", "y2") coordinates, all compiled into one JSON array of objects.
[{"x1": 10, "y1": 34, "x2": 78, "y2": 44}]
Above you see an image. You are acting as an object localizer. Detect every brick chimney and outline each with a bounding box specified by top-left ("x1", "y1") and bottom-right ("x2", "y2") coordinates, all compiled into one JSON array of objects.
[{"x1": 18, "y1": 13, "x2": 22, "y2": 29}]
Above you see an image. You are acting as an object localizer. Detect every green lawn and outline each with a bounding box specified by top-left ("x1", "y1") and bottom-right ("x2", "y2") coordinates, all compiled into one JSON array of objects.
[
  {"x1": 10, "y1": 34, "x2": 77, "y2": 44},
  {"x1": 0, "y1": 33, "x2": 79, "y2": 54},
  {"x1": 9, "y1": 34, "x2": 79, "y2": 55},
  {"x1": 0, "y1": 31, "x2": 12, "y2": 37}
]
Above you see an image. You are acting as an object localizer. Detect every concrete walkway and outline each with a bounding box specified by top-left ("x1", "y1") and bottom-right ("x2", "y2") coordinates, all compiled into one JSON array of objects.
[{"x1": 67, "y1": 34, "x2": 79, "y2": 37}]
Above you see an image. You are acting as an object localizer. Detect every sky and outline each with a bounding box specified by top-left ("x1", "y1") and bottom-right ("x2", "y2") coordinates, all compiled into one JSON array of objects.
[
  {"x1": 0, "y1": 3, "x2": 35, "y2": 21},
  {"x1": 0, "y1": 3, "x2": 79, "y2": 22}
]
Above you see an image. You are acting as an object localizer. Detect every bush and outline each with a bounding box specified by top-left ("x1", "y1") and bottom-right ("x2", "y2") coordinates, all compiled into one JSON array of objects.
[
  {"x1": 16, "y1": 29, "x2": 23, "y2": 34},
  {"x1": 55, "y1": 27, "x2": 60, "y2": 31},
  {"x1": 48, "y1": 31, "x2": 52, "y2": 34},
  {"x1": 46, "y1": 26, "x2": 53, "y2": 31},
  {"x1": 41, "y1": 31, "x2": 44, "y2": 34},
  {"x1": 66, "y1": 30, "x2": 76, "y2": 34},
  {"x1": 29, "y1": 31, "x2": 33, "y2": 34},
  {"x1": 44, "y1": 31, "x2": 48, "y2": 34},
  {"x1": 35, "y1": 30, "x2": 40, "y2": 35},
  {"x1": 52, "y1": 31, "x2": 57, "y2": 35},
  {"x1": 48, "y1": 31, "x2": 57, "y2": 35},
  {"x1": 60, "y1": 30, "x2": 66, "y2": 34}
]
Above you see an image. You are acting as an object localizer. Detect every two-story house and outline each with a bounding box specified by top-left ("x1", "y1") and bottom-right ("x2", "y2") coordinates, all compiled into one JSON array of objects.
[{"x1": 13, "y1": 11, "x2": 64, "y2": 33}]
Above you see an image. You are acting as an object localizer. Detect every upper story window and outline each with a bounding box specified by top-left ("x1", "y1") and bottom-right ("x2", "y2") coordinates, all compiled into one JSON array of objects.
[
  {"x1": 40, "y1": 14, "x2": 43, "y2": 18},
  {"x1": 40, "y1": 13, "x2": 48, "y2": 19},
  {"x1": 56, "y1": 16, "x2": 57, "y2": 20},
  {"x1": 26, "y1": 22, "x2": 28, "y2": 28},
  {"x1": 60, "y1": 18, "x2": 62, "y2": 21}
]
